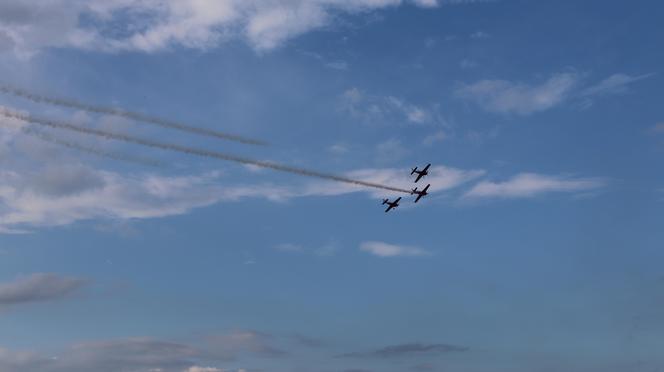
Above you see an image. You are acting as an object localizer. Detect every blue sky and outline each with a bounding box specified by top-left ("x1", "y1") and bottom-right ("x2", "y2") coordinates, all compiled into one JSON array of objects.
[{"x1": 0, "y1": 1, "x2": 663, "y2": 371}]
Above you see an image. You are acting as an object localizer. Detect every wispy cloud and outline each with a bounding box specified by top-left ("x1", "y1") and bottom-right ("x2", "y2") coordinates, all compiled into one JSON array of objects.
[
  {"x1": 340, "y1": 88, "x2": 442, "y2": 125},
  {"x1": 339, "y1": 342, "x2": 468, "y2": 358},
  {"x1": 0, "y1": 0, "x2": 453, "y2": 57},
  {"x1": 581, "y1": 73, "x2": 654, "y2": 97},
  {"x1": 0, "y1": 338, "x2": 204, "y2": 372},
  {"x1": 422, "y1": 131, "x2": 446, "y2": 146},
  {"x1": 456, "y1": 72, "x2": 653, "y2": 115},
  {"x1": 464, "y1": 173, "x2": 606, "y2": 199},
  {"x1": 0, "y1": 273, "x2": 88, "y2": 307},
  {"x1": 360, "y1": 241, "x2": 429, "y2": 257},
  {"x1": 185, "y1": 367, "x2": 225, "y2": 372},
  {"x1": 649, "y1": 123, "x2": 664, "y2": 134},
  {"x1": 455, "y1": 73, "x2": 579, "y2": 115},
  {"x1": 275, "y1": 242, "x2": 338, "y2": 257},
  {"x1": 470, "y1": 30, "x2": 489, "y2": 39},
  {"x1": 301, "y1": 165, "x2": 485, "y2": 199},
  {"x1": 375, "y1": 139, "x2": 410, "y2": 163},
  {"x1": 0, "y1": 330, "x2": 300, "y2": 372},
  {"x1": 207, "y1": 330, "x2": 289, "y2": 359}
]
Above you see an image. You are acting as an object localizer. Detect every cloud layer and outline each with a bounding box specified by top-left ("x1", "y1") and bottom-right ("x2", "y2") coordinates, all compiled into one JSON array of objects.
[
  {"x1": 456, "y1": 72, "x2": 652, "y2": 115},
  {"x1": 339, "y1": 342, "x2": 468, "y2": 358},
  {"x1": 0, "y1": 330, "x2": 312, "y2": 372},
  {"x1": 360, "y1": 241, "x2": 429, "y2": 257},
  {"x1": 464, "y1": 173, "x2": 605, "y2": 199},
  {"x1": 0, "y1": 273, "x2": 88, "y2": 306},
  {"x1": 0, "y1": 0, "x2": 443, "y2": 57}
]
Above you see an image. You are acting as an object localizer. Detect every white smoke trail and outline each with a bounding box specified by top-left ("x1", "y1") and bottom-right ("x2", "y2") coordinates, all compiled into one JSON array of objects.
[
  {"x1": 1, "y1": 109, "x2": 412, "y2": 194},
  {"x1": 21, "y1": 127, "x2": 163, "y2": 167},
  {"x1": 0, "y1": 84, "x2": 267, "y2": 146}
]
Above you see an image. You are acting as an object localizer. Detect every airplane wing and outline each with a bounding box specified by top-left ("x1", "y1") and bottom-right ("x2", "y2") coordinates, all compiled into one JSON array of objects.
[
  {"x1": 414, "y1": 194, "x2": 423, "y2": 203},
  {"x1": 414, "y1": 173, "x2": 424, "y2": 183},
  {"x1": 385, "y1": 205, "x2": 394, "y2": 212},
  {"x1": 423, "y1": 164, "x2": 431, "y2": 172}
]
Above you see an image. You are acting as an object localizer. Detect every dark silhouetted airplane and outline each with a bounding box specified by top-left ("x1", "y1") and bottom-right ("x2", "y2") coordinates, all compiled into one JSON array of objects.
[
  {"x1": 411, "y1": 184, "x2": 430, "y2": 203},
  {"x1": 411, "y1": 163, "x2": 431, "y2": 183},
  {"x1": 382, "y1": 197, "x2": 401, "y2": 212}
]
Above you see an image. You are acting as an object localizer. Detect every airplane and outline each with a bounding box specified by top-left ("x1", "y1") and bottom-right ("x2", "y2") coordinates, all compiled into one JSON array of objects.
[
  {"x1": 410, "y1": 163, "x2": 431, "y2": 183},
  {"x1": 382, "y1": 197, "x2": 401, "y2": 213},
  {"x1": 411, "y1": 184, "x2": 431, "y2": 203}
]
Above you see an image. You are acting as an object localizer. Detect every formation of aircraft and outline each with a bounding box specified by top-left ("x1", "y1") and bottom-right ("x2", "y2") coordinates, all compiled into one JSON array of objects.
[
  {"x1": 382, "y1": 163, "x2": 432, "y2": 212},
  {"x1": 411, "y1": 163, "x2": 430, "y2": 183},
  {"x1": 382, "y1": 197, "x2": 401, "y2": 213}
]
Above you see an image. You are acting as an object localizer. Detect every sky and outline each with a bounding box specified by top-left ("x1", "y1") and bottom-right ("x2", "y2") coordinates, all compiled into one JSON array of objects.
[{"x1": 0, "y1": 0, "x2": 663, "y2": 371}]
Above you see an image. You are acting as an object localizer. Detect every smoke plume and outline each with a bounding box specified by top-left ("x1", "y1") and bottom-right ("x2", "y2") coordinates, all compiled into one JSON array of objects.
[
  {"x1": 21, "y1": 127, "x2": 163, "y2": 167},
  {"x1": 1, "y1": 109, "x2": 412, "y2": 194},
  {"x1": 0, "y1": 84, "x2": 266, "y2": 146}
]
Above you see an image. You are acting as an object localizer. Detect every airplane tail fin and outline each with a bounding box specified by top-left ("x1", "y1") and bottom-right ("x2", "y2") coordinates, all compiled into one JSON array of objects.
[
  {"x1": 411, "y1": 167, "x2": 417, "y2": 175},
  {"x1": 382, "y1": 199, "x2": 388, "y2": 204}
]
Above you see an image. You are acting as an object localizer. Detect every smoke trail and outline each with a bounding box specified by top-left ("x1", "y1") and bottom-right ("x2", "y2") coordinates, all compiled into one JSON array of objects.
[
  {"x1": 21, "y1": 127, "x2": 163, "y2": 167},
  {"x1": 0, "y1": 84, "x2": 267, "y2": 146},
  {"x1": 0, "y1": 109, "x2": 412, "y2": 194}
]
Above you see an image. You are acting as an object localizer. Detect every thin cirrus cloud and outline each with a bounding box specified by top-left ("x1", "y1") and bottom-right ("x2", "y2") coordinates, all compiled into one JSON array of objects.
[
  {"x1": 359, "y1": 241, "x2": 430, "y2": 257},
  {"x1": 0, "y1": 161, "x2": 482, "y2": 233},
  {"x1": 455, "y1": 73, "x2": 579, "y2": 115},
  {"x1": 0, "y1": 273, "x2": 88, "y2": 306},
  {"x1": 651, "y1": 123, "x2": 664, "y2": 133},
  {"x1": 456, "y1": 72, "x2": 653, "y2": 115},
  {"x1": 340, "y1": 87, "x2": 441, "y2": 125},
  {"x1": 338, "y1": 342, "x2": 469, "y2": 358},
  {"x1": 0, "y1": 338, "x2": 204, "y2": 372},
  {"x1": 0, "y1": 0, "x2": 449, "y2": 57},
  {"x1": 0, "y1": 330, "x2": 289, "y2": 372},
  {"x1": 463, "y1": 173, "x2": 606, "y2": 199}
]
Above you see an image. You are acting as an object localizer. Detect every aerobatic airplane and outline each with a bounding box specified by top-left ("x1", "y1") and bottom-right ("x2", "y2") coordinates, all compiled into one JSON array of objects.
[
  {"x1": 411, "y1": 163, "x2": 431, "y2": 183},
  {"x1": 411, "y1": 184, "x2": 431, "y2": 203},
  {"x1": 382, "y1": 197, "x2": 401, "y2": 212}
]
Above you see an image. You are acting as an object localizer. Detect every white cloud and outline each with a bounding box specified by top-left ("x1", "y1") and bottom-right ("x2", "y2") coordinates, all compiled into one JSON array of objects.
[
  {"x1": 581, "y1": 73, "x2": 653, "y2": 97},
  {"x1": 360, "y1": 241, "x2": 429, "y2": 257},
  {"x1": 457, "y1": 72, "x2": 653, "y2": 115},
  {"x1": 325, "y1": 60, "x2": 349, "y2": 70},
  {"x1": 470, "y1": 30, "x2": 489, "y2": 39},
  {"x1": 275, "y1": 243, "x2": 304, "y2": 252},
  {"x1": 328, "y1": 143, "x2": 350, "y2": 155},
  {"x1": 422, "y1": 130, "x2": 446, "y2": 146},
  {"x1": 459, "y1": 58, "x2": 478, "y2": 69},
  {"x1": 301, "y1": 165, "x2": 485, "y2": 199},
  {"x1": 0, "y1": 0, "x2": 447, "y2": 56},
  {"x1": 340, "y1": 87, "x2": 440, "y2": 125},
  {"x1": 651, "y1": 123, "x2": 664, "y2": 133},
  {"x1": 375, "y1": 139, "x2": 409, "y2": 163},
  {"x1": 464, "y1": 173, "x2": 605, "y2": 199},
  {"x1": 0, "y1": 331, "x2": 278, "y2": 372},
  {"x1": 0, "y1": 338, "x2": 204, "y2": 372},
  {"x1": 455, "y1": 73, "x2": 579, "y2": 115},
  {"x1": 0, "y1": 273, "x2": 88, "y2": 306},
  {"x1": 411, "y1": 0, "x2": 440, "y2": 7},
  {"x1": 185, "y1": 367, "x2": 225, "y2": 372},
  {"x1": 275, "y1": 241, "x2": 338, "y2": 256},
  {"x1": 0, "y1": 166, "x2": 228, "y2": 230}
]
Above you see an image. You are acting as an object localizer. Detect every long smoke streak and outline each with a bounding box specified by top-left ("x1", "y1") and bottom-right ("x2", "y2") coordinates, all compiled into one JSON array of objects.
[
  {"x1": 1, "y1": 109, "x2": 412, "y2": 194},
  {"x1": 21, "y1": 127, "x2": 163, "y2": 167},
  {"x1": 0, "y1": 84, "x2": 267, "y2": 146}
]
